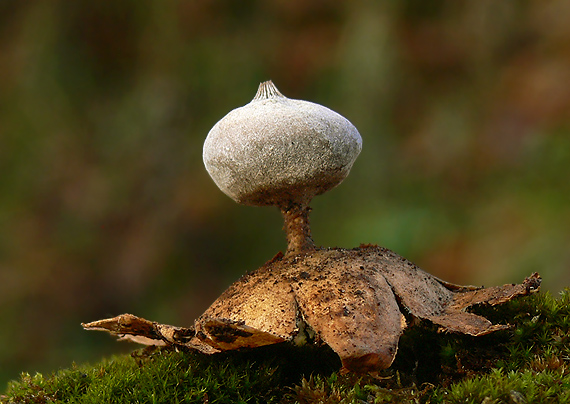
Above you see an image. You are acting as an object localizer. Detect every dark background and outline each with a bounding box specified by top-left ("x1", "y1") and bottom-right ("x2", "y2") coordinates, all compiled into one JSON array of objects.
[{"x1": 1, "y1": 0, "x2": 569, "y2": 388}]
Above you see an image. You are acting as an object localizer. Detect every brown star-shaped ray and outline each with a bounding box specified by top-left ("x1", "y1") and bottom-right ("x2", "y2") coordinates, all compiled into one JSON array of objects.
[{"x1": 83, "y1": 245, "x2": 540, "y2": 373}]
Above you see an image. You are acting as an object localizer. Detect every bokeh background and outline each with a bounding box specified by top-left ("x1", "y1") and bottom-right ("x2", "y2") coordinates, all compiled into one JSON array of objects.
[{"x1": 1, "y1": 0, "x2": 569, "y2": 388}]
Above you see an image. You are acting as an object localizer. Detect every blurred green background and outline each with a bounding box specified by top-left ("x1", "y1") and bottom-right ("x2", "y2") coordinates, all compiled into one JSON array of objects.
[{"x1": 1, "y1": 0, "x2": 569, "y2": 388}]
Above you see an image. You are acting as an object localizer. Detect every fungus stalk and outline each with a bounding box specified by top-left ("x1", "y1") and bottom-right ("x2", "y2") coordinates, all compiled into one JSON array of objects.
[{"x1": 281, "y1": 204, "x2": 315, "y2": 255}]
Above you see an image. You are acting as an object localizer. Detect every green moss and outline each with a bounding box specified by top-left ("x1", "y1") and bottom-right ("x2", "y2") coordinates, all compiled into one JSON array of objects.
[
  {"x1": 2, "y1": 348, "x2": 288, "y2": 404},
  {"x1": 435, "y1": 368, "x2": 570, "y2": 404},
  {"x1": 3, "y1": 290, "x2": 569, "y2": 404}
]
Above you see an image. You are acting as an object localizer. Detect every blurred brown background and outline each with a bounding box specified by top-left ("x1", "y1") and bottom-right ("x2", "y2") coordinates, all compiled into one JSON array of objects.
[{"x1": 1, "y1": 0, "x2": 569, "y2": 388}]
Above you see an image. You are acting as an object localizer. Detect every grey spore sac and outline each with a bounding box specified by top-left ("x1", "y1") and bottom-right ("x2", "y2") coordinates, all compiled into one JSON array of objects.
[{"x1": 203, "y1": 80, "x2": 362, "y2": 208}]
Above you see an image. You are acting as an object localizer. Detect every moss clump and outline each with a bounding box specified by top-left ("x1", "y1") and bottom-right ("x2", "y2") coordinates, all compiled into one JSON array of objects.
[
  {"x1": 2, "y1": 348, "x2": 289, "y2": 404},
  {"x1": 3, "y1": 290, "x2": 570, "y2": 404}
]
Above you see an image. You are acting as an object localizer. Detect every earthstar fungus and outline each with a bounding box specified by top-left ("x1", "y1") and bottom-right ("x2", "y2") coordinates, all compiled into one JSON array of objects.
[{"x1": 83, "y1": 81, "x2": 541, "y2": 373}]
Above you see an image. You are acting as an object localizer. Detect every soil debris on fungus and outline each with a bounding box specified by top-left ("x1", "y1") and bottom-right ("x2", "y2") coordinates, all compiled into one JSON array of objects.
[{"x1": 83, "y1": 81, "x2": 541, "y2": 373}]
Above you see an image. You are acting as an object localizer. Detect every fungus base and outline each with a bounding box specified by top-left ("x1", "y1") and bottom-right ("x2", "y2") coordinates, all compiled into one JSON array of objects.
[{"x1": 83, "y1": 245, "x2": 540, "y2": 373}]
